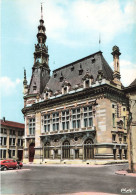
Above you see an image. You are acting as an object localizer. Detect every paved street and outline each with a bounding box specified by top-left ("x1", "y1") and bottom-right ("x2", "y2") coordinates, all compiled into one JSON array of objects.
[{"x1": 1, "y1": 164, "x2": 136, "y2": 195}]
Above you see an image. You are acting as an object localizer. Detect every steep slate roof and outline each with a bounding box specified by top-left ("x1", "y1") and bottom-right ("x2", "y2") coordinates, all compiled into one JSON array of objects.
[
  {"x1": 128, "y1": 78, "x2": 136, "y2": 88},
  {"x1": 1, "y1": 119, "x2": 24, "y2": 129},
  {"x1": 45, "y1": 51, "x2": 113, "y2": 93}
]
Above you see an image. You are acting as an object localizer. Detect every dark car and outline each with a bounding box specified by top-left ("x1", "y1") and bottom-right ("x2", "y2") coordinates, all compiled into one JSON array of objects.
[{"x1": 0, "y1": 159, "x2": 17, "y2": 171}]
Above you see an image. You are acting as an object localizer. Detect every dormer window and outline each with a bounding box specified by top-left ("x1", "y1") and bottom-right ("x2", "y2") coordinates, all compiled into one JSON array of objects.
[
  {"x1": 60, "y1": 72, "x2": 64, "y2": 82},
  {"x1": 64, "y1": 87, "x2": 67, "y2": 94},
  {"x1": 54, "y1": 72, "x2": 57, "y2": 78},
  {"x1": 85, "y1": 80, "x2": 89, "y2": 88},
  {"x1": 46, "y1": 93, "x2": 48, "y2": 99},
  {"x1": 71, "y1": 66, "x2": 74, "y2": 71},
  {"x1": 79, "y1": 64, "x2": 83, "y2": 75},
  {"x1": 92, "y1": 57, "x2": 95, "y2": 63},
  {"x1": 79, "y1": 69, "x2": 83, "y2": 75},
  {"x1": 33, "y1": 85, "x2": 37, "y2": 90}
]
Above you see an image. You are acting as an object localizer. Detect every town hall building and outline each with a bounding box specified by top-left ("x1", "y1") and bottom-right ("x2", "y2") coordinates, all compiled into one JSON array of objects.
[{"x1": 22, "y1": 6, "x2": 134, "y2": 165}]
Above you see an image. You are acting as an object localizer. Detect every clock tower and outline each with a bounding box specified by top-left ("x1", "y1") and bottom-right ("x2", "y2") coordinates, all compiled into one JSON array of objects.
[{"x1": 28, "y1": 4, "x2": 50, "y2": 95}]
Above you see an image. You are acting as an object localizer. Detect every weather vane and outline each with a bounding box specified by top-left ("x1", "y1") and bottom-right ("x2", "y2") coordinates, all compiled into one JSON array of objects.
[{"x1": 41, "y1": 1, "x2": 45, "y2": 20}]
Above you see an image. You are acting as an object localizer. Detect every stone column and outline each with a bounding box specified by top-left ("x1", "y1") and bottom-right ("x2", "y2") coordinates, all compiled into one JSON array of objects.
[{"x1": 33, "y1": 112, "x2": 41, "y2": 163}]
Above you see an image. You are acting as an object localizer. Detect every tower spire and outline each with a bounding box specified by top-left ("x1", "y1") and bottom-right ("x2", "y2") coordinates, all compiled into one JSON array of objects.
[
  {"x1": 23, "y1": 68, "x2": 27, "y2": 85},
  {"x1": 41, "y1": 3, "x2": 43, "y2": 20}
]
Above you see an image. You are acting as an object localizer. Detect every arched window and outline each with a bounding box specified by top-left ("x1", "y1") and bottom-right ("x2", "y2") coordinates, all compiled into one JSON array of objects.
[
  {"x1": 62, "y1": 140, "x2": 70, "y2": 159},
  {"x1": 84, "y1": 139, "x2": 94, "y2": 159},
  {"x1": 44, "y1": 142, "x2": 50, "y2": 158}
]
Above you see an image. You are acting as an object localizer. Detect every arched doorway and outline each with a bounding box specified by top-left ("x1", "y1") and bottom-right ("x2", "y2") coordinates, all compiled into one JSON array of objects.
[
  {"x1": 29, "y1": 143, "x2": 35, "y2": 162},
  {"x1": 62, "y1": 140, "x2": 70, "y2": 159},
  {"x1": 44, "y1": 142, "x2": 50, "y2": 159},
  {"x1": 84, "y1": 139, "x2": 94, "y2": 159}
]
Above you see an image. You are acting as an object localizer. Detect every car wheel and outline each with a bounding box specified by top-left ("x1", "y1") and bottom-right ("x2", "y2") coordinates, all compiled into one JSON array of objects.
[{"x1": 3, "y1": 167, "x2": 7, "y2": 171}]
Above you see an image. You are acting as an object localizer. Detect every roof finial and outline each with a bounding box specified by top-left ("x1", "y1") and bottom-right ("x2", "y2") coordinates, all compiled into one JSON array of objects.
[
  {"x1": 23, "y1": 68, "x2": 27, "y2": 85},
  {"x1": 41, "y1": 3, "x2": 43, "y2": 20},
  {"x1": 99, "y1": 32, "x2": 101, "y2": 51},
  {"x1": 24, "y1": 68, "x2": 26, "y2": 79}
]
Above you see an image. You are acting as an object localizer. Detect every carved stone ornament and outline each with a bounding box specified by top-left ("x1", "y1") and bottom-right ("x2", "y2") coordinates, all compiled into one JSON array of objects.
[{"x1": 117, "y1": 120, "x2": 123, "y2": 129}]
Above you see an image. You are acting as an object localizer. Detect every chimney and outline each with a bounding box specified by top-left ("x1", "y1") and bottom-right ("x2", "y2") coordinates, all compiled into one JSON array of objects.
[{"x1": 3, "y1": 117, "x2": 6, "y2": 122}]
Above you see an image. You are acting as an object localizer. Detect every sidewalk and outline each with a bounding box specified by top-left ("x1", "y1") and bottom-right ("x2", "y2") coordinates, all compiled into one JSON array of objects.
[
  {"x1": 57, "y1": 193, "x2": 118, "y2": 195},
  {"x1": 115, "y1": 170, "x2": 136, "y2": 177}
]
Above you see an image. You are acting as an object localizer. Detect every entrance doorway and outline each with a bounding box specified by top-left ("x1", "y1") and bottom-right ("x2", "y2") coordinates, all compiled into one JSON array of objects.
[
  {"x1": 62, "y1": 140, "x2": 70, "y2": 159},
  {"x1": 29, "y1": 143, "x2": 35, "y2": 162},
  {"x1": 113, "y1": 149, "x2": 116, "y2": 160},
  {"x1": 84, "y1": 139, "x2": 94, "y2": 159},
  {"x1": 75, "y1": 149, "x2": 79, "y2": 159},
  {"x1": 119, "y1": 149, "x2": 122, "y2": 160},
  {"x1": 18, "y1": 150, "x2": 23, "y2": 161},
  {"x1": 54, "y1": 149, "x2": 58, "y2": 159}
]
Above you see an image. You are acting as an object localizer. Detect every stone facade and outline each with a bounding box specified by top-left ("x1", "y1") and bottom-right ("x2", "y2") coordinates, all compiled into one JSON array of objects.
[
  {"x1": 125, "y1": 79, "x2": 136, "y2": 172},
  {"x1": 22, "y1": 7, "x2": 135, "y2": 164}
]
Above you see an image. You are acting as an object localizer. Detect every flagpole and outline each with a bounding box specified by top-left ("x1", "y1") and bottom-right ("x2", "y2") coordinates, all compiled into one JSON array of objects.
[{"x1": 99, "y1": 33, "x2": 101, "y2": 51}]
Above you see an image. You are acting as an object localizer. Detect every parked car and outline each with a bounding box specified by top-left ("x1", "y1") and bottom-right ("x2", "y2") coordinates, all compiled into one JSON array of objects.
[{"x1": 0, "y1": 159, "x2": 17, "y2": 171}]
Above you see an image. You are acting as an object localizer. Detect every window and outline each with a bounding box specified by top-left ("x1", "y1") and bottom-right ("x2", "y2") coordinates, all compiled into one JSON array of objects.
[
  {"x1": 3, "y1": 137, "x2": 6, "y2": 145},
  {"x1": 0, "y1": 137, "x2": 7, "y2": 146},
  {"x1": 83, "y1": 106, "x2": 93, "y2": 128},
  {"x1": 9, "y1": 138, "x2": 15, "y2": 146},
  {"x1": 29, "y1": 118, "x2": 35, "y2": 135},
  {"x1": 3, "y1": 150, "x2": 6, "y2": 158},
  {"x1": 43, "y1": 114, "x2": 50, "y2": 132},
  {"x1": 9, "y1": 150, "x2": 11, "y2": 158},
  {"x1": 123, "y1": 116, "x2": 126, "y2": 128},
  {"x1": 79, "y1": 69, "x2": 83, "y2": 75},
  {"x1": 62, "y1": 110, "x2": 69, "y2": 130},
  {"x1": 124, "y1": 136, "x2": 127, "y2": 142},
  {"x1": 112, "y1": 104, "x2": 115, "y2": 108},
  {"x1": 85, "y1": 80, "x2": 89, "y2": 88},
  {"x1": 52, "y1": 112, "x2": 59, "y2": 131},
  {"x1": 71, "y1": 66, "x2": 74, "y2": 71},
  {"x1": 18, "y1": 139, "x2": 23, "y2": 146},
  {"x1": 112, "y1": 134, "x2": 116, "y2": 142},
  {"x1": 0, "y1": 150, "x2": 6, "y2": 159},
  {"x1": 9, "y1": 138, "x2": 12, "y2": 145},
  {"x1": 33, "y1": 85, "x2": 37, "y2": 90},
  {"x1": 112, "y1": 113, "x2": 115, "y2": 127},
  {"x1": 13, "y1": 150, "x2": 15, "y2": 157},
  {"x1": 64, "y1": 87, "x2": 67, "y2": 94},
  {"x1": 10, "y1": 129, "x2": 15, "y2": 135},
  {"x1": 0, "y1": 128, "x2": 7, "y2": 134},
  {"x1": 13, "y1": 138, "x2": 15, "y2": 145},
  {"x1": 123, "y1": 108, "x2": 125, "y2": 111},
  {"x1": 92, "y1": 58, "x2": 95, "y2": 63},
  {"x1": 18, "y1": 131, "x2": 24, "y2": 136},
  {"x1": 21, "y1": 139, "x2": 23, "y2": 146},
  {"x1": 72, "y1": 108, "x2": 81, "y2": 129}
]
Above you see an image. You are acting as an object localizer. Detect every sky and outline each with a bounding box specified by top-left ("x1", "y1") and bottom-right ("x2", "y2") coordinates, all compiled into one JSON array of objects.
[{"x1": 1, "y1": 0, "x2": 136, "y2": 123}]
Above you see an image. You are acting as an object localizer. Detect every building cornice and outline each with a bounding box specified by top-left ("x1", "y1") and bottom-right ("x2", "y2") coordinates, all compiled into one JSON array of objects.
[{"x1": 22, "y1": 84, "x2": 128, "y2": 114}]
